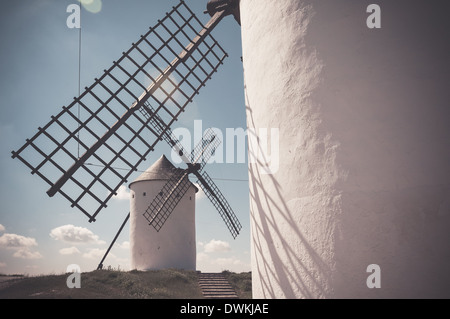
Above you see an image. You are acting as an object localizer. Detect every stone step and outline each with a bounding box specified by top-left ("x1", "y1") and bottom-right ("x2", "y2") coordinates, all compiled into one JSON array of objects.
[{"x1": 198, "y1": 272, "x2": 239, "y2": 299}]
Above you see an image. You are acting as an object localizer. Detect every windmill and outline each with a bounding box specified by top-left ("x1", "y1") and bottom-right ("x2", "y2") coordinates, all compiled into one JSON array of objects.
[
  {"x1": 139, "y1": 103, "x2": 241, "y2": 238},
  {"x1": 98, "y1": 106, "x2": 241, "y2": 270},
  {"x1": 10, "y1": 0, "x2": 242, "y2": 269},
  {"x1": 126, "y1": 112, "x2": 241, "y2": 271}
]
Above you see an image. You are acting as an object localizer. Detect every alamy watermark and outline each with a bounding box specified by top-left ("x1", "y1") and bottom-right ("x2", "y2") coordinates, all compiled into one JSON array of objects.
[
  {"x1": 68, "y1": 3, "x2": 381, "y2": 30},
  {"x1": 66, "y1": 264, "x2": 81, "y2": 289},
  {"x1": 366, "y1": 4, "x2": 381, "y2": 29},
  {"x1": 366, "y1": 264, "x2": 381, "y2": 289},
  {"x1": 170, "y1": 120, "x2": 279, "y2": 175},
  {"x1": 66, "y1": 4, "x2": 81, "y2": 29}
]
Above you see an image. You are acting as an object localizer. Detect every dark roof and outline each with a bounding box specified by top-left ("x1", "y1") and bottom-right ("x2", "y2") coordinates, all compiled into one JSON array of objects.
[
  {"x1": 130, "y1": 155, "x2": 182, "y2": 185},
  {"x1": 129, "y1": 155, "x2": 198, "y2": 193}
]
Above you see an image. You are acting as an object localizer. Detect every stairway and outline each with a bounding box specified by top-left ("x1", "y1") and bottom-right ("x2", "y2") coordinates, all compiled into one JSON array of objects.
[{"x1": 198, "y1": 273, "x2": 239, "y2": 299}]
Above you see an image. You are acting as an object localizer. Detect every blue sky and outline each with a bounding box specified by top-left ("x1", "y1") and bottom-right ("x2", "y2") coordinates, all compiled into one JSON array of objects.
[{"x1": 0, "y1": 0, "x2": 249, "y2": 275}]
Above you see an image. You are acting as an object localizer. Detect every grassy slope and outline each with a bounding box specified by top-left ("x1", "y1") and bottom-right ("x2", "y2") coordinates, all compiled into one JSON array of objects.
[
  {"x1": 0, "y1": 269, "x2": 203, "y2": 299},
  {"x1": 0, "y1": 270, "x2": 252, "y2": 299}
]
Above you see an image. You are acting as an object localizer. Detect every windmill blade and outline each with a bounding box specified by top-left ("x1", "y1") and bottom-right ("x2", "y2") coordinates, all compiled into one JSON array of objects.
[
  {"x1": 143, "y1": 127, "x2": 221, "y2": 231},
  {"x1": 140, "y1": 101, "x2": 190, "y2": 164},
  {"x1": 11, "y1": 0, "x2": 228, "y2": 222},
  {"x1": 195, "y1": 170, "x2": 242, "y2": 239},
  {"x1": 143, "y1": 168, "x2": 191, "y2": 232},
  {"x1": 190, "y1": 127, "x2": 221, "y2": 169}
]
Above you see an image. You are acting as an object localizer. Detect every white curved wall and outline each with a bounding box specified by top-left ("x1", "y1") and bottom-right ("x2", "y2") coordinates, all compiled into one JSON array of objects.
[
  {"x1": 129, "y1": 180, "x2": 197, "y2": 271},
  {"x1": 241, "y1": 0, "x2": 450, "y2": 298}
]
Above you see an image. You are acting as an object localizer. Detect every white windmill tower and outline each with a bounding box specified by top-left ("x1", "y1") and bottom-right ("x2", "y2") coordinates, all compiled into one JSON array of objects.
[
  {"x1": 129, "y1": 155, "x2": 198, "y2": 271},
  {"x1": 241, "y1": 0, "x2": 450, "y2": 298}
]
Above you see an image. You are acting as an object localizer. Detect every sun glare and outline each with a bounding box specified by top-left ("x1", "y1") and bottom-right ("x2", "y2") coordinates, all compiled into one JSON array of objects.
[{"x1": 79, "y1": 0, "x2": 102, "y2": 14}]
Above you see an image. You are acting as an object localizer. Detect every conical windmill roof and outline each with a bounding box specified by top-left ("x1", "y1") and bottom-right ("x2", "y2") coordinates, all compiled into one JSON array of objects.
[
  {"x1": 130, "y1": 155, "x2": 183, "y2": 186},
  {"x1": 129, "y1": 155, "x2": 198, "y2": 193}
]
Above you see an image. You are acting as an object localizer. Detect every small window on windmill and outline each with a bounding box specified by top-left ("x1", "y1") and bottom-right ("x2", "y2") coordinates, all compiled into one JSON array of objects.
[
  {"x1": 143, "y1": 192, "x2": 146, "y2": 197},
  {"x1": 159, "y1": 191, "x2": 164, "y2": 197}
]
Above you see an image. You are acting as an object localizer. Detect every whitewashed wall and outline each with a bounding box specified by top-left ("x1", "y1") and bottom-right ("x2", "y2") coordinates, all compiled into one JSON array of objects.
[
  {"x1": 129, "y1": 179, "x2": 197, "y2": 271},
  {"x1": 240, "y1": 0, "x2": 450, "y2": 298}
]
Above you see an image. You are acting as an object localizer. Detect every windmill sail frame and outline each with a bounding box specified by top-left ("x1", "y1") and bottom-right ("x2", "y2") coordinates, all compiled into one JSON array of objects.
[
  {"x1": 143, "y1": 128, "x2": 242, "y2": 239},
  {"x1": 11, "y1": 0, "x2": 229, "y2": 223}
]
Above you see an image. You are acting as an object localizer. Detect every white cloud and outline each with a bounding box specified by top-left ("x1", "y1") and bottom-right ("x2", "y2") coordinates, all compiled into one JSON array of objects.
[
  {"x1": 203, "y1": 239, "x2": 231, "y2": 253},
  {"x1": 197, "y1": 252, "x2": 208, "y2": 262},
  {"x1": 213, "y1": 257, "x2": 245, "y2": 266},
  {"x1": 50, "y1": 225, "x2": 105, "y2": 245},
  {"x1": 212, "y1": 256, "x2": 250, "y2": 272},
  {"x1": 25, "y1": 265, "x2": 39, "y2": 271},
  {"x1": 0, "y1": 262, "x2": 6, "y2": 268},
  {"x1": 0, "y1": 233, "x2": 38, "y2": 249},
  {"x1": 117, "y1": 241, "x2": 129, "y2": 249},
  {"x1": 59, "y1": 246, "x2": 81, "y2": 255},
  {"x1": 0, "y1": 224, "x2": 5, "y2": 233},
  {"x1": 0, "y1": 233, "x2": 42, "y2": 260},
  {"x1": 196, "y1": 239, "x2": 250, "y2": 272},
  {"x1": 111, "y1": 185, "x2": 130, "y2": 201},
  {"x1": 83, "y1": 248, "x2": 113, "y2": 260},
  {"x1": 196, "y1": 253, "x2": 250, "y2": 273},
  {"x1": 13, "y1": 249, "x2": 43, "y2": 260}
]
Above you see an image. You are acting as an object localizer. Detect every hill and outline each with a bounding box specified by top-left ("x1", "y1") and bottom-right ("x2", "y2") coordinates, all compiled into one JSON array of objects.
[{"x1": 0, "y1": 269, "x2": 252, "y2": 299}]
